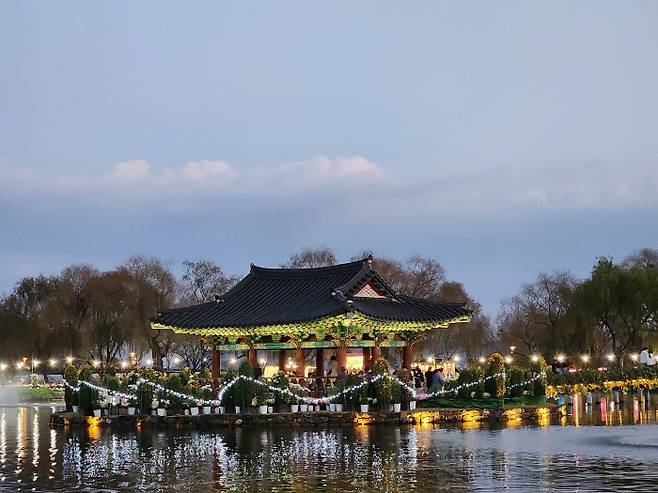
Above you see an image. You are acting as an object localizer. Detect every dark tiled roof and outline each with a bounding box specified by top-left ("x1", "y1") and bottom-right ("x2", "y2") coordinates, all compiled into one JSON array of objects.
[{"x1": 152, "y1": 257, "x2": 470, "y2": 329}]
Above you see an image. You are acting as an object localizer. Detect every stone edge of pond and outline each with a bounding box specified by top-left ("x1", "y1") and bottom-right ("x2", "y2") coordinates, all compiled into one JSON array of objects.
[{"x1": 50, "y1": 405, "x2": 563, "y2": 429}]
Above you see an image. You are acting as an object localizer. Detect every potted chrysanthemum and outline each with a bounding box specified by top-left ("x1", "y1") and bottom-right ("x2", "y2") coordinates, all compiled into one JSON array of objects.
[{"x1": 359, "y1": 384, "x2": 369, "y2": 412}]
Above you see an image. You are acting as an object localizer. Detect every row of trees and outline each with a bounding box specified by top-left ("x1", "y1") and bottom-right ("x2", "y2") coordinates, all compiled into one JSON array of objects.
[
  {"x1": 497, "y1": 248, "x2": 658, "y2": 362},
  {"x1": 0, "y1": 256, "x2": 237, "y2": 372},
  {"x1": 1, "y1": 246, "x2": 656, "y2": 369}
]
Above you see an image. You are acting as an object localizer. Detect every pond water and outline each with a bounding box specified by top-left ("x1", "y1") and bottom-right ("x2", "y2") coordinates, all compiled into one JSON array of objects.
[{"x1": 1, "y1": 399, "x2": 658, "y2": 492}]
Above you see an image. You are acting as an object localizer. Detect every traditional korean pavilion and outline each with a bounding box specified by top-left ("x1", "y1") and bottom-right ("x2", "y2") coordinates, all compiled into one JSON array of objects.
[{"x1": 151, "y1": 256, "x2": 471, "y2": 382}]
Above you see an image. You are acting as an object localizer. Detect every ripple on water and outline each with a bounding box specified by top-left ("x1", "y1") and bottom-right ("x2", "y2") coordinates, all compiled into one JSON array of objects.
[{"x1": 1, "y1": 406, "x2": 658, "y2": 492}]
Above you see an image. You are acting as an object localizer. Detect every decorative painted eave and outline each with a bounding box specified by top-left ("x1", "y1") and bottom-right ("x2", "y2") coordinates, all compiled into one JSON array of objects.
[{"x1": 150, "y1": 311, "x2": 471, "y2": 340}]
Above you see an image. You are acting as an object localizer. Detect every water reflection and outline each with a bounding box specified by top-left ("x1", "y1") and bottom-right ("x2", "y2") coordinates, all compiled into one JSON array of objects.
[{"x1": 0, "y1": 403, "x2": 657, "y2": 491}]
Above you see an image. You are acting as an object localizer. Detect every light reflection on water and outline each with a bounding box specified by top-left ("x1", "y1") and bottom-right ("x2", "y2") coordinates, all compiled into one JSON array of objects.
[{"x1": 0, "y1": 400, "x2": 657, "y2": 492}]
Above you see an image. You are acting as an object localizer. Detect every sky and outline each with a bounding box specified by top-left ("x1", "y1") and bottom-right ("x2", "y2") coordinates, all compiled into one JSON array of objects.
[{"x1": 1, "y1": 1, "x2": 658, "y2": 315}]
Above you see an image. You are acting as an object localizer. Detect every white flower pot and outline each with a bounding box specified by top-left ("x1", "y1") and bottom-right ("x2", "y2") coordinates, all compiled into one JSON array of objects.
[
  {"x1": 203, "y1": 406, "x2": 211, "y2": 415},
  {"x1": 72, "y1": 405, "x2": 79, "y2": 413},
  {"x1": 258, "y1": 405, "x2": 268, "y2": 414},
  {"x1": 299, "y1": 404, "x2": 308, "y2": 412},
  {"x1": 93, "y1": 409, "x2": 101, "y2": 417},
  {"x1": 157, "y1": 408, "x2": 166, "y2": 417},
  {"x1": 219, "y1": 406, "x2": 225, "y2": 414},
  {"x1": 329, "y1": 403, "x2": 336, "y2": 412},
  {"x1": 128, "y1": 406, "x2": 135, "y2": 415},
  {"x1": 335, "y1": 404, "x2": 343, "y2": 412},
  {"x1": 409, "y1": 401, "x2": 416, "y2": 411},
  {"x1": 291, "y1": 404, "x2": 299, "y2": 412},
  {"x1": 191, "y1": 407, "x2": 199, "y2": 416},
  {"x1": 393, "y1": 403, "x2": 401, "y2": 413},
  {"x1": 235, "y1": 406, "x2": 241, "y2": 414},
  {"x1": 268, "y1": 406, "x2": 274, "y2": 413},
  {"x1": 360, "y1": 404, "x2": 369, "y2": 412}
]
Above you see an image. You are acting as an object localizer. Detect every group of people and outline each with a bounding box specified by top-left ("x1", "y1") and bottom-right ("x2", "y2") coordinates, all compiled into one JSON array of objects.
[{"x1": 640, "y1": 347, "x2": 656, "y2": 366}]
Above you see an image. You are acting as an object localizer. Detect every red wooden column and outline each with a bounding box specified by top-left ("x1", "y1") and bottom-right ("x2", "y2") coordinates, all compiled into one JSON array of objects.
[
  {"x1": 362, "y1": 347, "x2": 371, "y2": 370},
  {"x1": 247, "y1": 349, "x2": 257, "y2": 368},
  {"x1": 295, "y1": 348, "x2": 305, "y2": 378},
  {"x1": 402, "y1": 344, "x2": 413, "y2": 369},
  {"x1": 278, "y1": 349, "x2": 287, "y2": 371},
  {"x1": 336, "y1": 345, "x2": 347, "y2": 375},
  {"x1": 211, "y1": 347, "x2": 220, "y2": 389},
  {"x1": 371, "y1": 345, "x2": 381, "y2": 361}
]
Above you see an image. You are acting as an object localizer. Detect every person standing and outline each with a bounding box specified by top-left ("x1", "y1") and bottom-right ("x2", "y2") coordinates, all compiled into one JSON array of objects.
[{"x1": 327, "y1": 355, "x2": 338, "y2": 377}]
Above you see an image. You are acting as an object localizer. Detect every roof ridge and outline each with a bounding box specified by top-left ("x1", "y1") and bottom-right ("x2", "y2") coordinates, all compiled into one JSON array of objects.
[{"x1": 250, "y1": 257, "x2": 370, "y2": 278}]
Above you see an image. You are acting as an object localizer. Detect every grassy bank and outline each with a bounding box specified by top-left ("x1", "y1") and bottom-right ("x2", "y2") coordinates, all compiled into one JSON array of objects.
[{"x1": 16, "y1": 387, "x2": 64, "y2": 402}]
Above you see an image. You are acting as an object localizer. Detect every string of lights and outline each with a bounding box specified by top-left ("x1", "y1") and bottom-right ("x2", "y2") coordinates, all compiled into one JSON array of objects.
[
  {"x1": 64, "y1": 371, "x2": 548, "y2": 407},
  {"x1": 136, "y1": 378, "x2": 214, "y2": 406}
]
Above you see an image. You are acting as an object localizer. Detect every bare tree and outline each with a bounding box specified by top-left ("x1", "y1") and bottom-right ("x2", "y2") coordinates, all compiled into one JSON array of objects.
[
  {"x1": 284, "y1": 247, "x2": 337, "y2": 269},
  {"x1": 497, "y1": 271, "x2": 577, "y2": 357},
  {"x1": 623, "y1": 248, "x2": 658, "y2": 270},
  {"x1": 181, "y1": 259, "x2": 238, "y2": 304},
  {"x1": 123, "y1": 256, "x2": 178, "y2": 367}
]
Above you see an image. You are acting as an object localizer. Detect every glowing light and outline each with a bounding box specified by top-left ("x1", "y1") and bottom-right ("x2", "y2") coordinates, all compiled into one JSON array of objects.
[
  {"x1": 478, "y1": 357, "x2": 486, "y2": 364},
  {"x1": 530, "y1": 354, "x2": 539, "y2": 363},
  {"x1": 426, "y1": 356, "x2": 434, "y2": 364},
  {"x1": 173, "y1": 356, "x2": 182, "y2": 365},
  {"x1": 49, "y1": 359, "x2": 57, "y2": 367},
  {"x1": 259, "y1": 359, "x2": 266, "y2": 366},
  {"x1": 606, "y1": 353, "x2": 615, "y2": 362},
  {"x1": 0, "y1": 363, "x2": 7, "y2": 371},
  {"x1": 145, "y1": 359, "x2": 153, "y2": 366},
  {"x1": 452, "y1": 355, "x2": 461, "y2": 363},
  {"x1": 66, "y1": 356, "x2": 74, "y2": 364},
  {"x1": 120, "y1": 361, "x2": 129, "y2": 369},
  {"x1": 15, "y1": 362, "x2": 23, "y2": 370},
  {"x1": 92, "y1": 360, "x2": 100, "y2": 368},
  {"x1": 630, "y1": 353, "x2": 639, "y2": 362},
  {"x1": 556, "y1": 354, "x2": 566, "y2": 363},
  {"x1": 229, "y1": 357, "x2": 237, "y2": 365},
  {"x1": 509, "y1": 346, "x2": 516, "y2": 353},
  {"x1": 504, "y1": 356, "x2": 513, "y2": 365},
  {"x1": 580, "y1": 354, "x2": 590, "y2": 363}
]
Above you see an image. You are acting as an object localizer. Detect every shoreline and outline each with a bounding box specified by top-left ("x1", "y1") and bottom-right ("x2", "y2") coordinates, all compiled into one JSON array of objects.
[{"x1": 50, "y1": 404, "x2": 562, "y2": 429}]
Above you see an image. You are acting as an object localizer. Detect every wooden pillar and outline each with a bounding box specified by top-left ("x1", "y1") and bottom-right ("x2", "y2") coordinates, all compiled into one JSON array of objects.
[
  {"x1": 211, "y1": 347, "x2": 220, "y2": 389},
  {"x1": 247, "y1": 349, "x2": 257, "y2": 368},
  {"x1": 316, "y1": 348, "x2": 325, "y2": 378},
  {"x1": 371, "y1": 345, "x2": 381, "y2": 361},
  {"x1": 295, "y1": 348, "x2": 305, "y2": 378},
  {"x1": 337, "y1": 346, "x2": 347, "y2": 375},
  {"x1": 362, "y1": 347, "x2": 371, "y2": 370},
  {"x1": 402, "y1": 345, "x2": 413, "y2": 369},
  {"x1": 278, "y1": 349, "x2": 287, "y2": 371}
]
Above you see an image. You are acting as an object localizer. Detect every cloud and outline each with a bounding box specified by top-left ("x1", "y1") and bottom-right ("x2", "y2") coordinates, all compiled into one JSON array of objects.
[{"x1": 1, "y1": 155, "x2": 657, "y2": 221}]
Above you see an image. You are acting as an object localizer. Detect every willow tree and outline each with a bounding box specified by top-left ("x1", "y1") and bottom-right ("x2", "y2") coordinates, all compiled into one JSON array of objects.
[{"x1": 573, "y1": 257, "x2": 658, "y2": 363}]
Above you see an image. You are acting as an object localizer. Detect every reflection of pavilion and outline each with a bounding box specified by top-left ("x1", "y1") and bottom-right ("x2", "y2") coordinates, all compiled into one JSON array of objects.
[{"x1": 151, "y1": 256, "x2": 471, "y2": 382}]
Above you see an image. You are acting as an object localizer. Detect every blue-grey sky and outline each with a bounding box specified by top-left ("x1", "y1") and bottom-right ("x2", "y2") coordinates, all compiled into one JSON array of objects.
[{"x1": 1, "y1": 1, "x2": 658, "y2": 315}]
